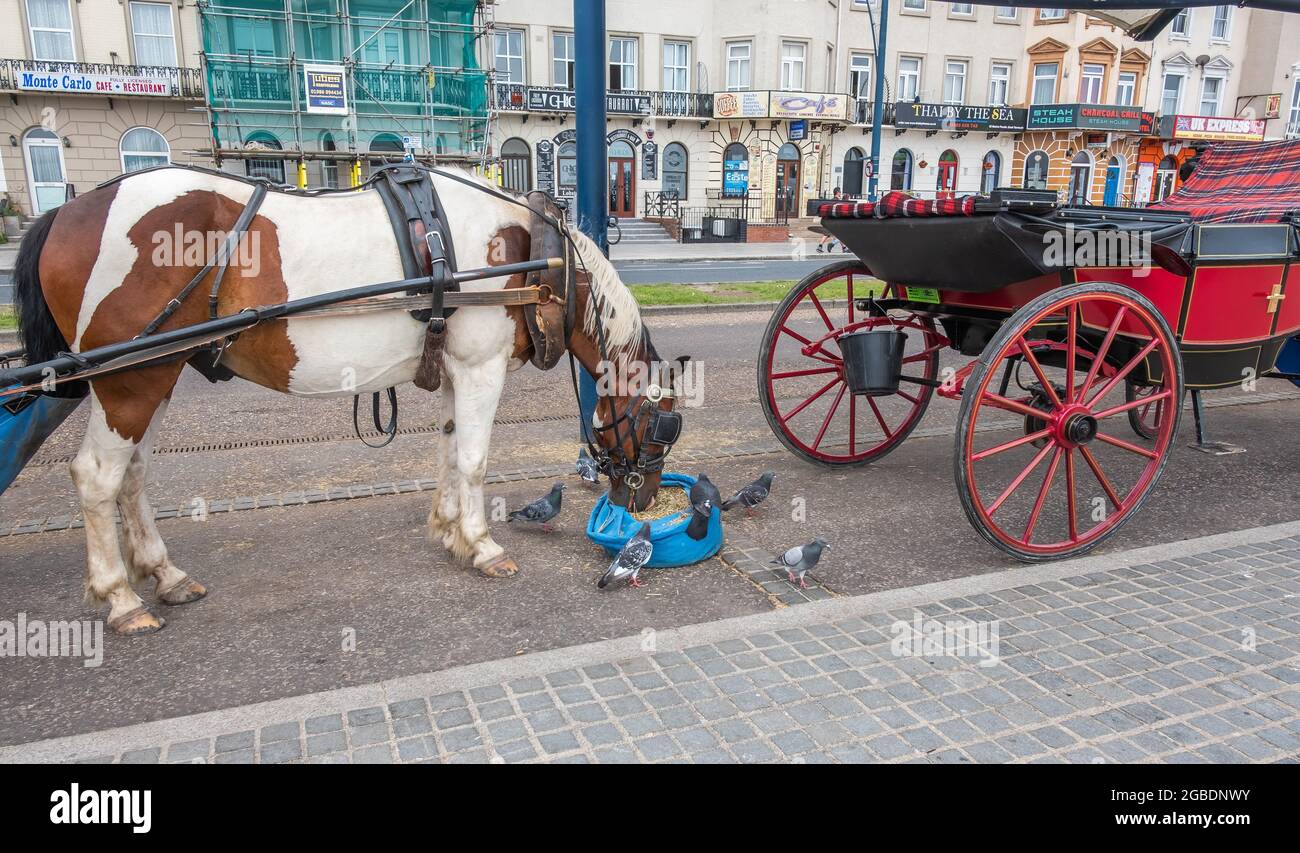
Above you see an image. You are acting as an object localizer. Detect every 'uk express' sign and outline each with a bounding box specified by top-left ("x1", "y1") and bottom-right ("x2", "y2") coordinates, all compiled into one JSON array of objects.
[
  {"x1": 19, "y1": 68, "x2": 173, "y2": 97},
  {"x1": 1166, "y1": 114, "x2": 1266, "y2": 142}
]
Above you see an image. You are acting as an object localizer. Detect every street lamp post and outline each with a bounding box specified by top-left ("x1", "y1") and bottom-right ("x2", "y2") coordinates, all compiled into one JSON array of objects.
[
  {"x1": 574, "y1": 0, "x2": 608, "y2": 441},
  {"x1": 868, "y1": 0, "x2": 890, "y2": 201}
]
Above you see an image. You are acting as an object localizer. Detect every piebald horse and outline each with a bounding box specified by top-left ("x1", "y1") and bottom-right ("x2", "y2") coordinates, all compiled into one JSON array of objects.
[{"x1": 13, "y1": 167, "x2": 675, "y2": 635}]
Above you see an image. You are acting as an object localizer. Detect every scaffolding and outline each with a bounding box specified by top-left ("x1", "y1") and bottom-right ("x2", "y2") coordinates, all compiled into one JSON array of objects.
[{"x1": 198, "y1": 0, "x2": 493, "y2": 183}]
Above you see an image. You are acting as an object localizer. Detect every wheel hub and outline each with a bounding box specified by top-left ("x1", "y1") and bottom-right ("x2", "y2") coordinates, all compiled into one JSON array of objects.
[{"x1": 1054, "y1": 406, "x2": 1098, "y2": 448}]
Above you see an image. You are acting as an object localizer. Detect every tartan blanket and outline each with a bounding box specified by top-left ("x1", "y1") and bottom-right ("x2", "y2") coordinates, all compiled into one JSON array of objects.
[
  {"x1": 1151, "y1": 139, "x2": 1300, "y2": 223},
  {"x1": 819, "y1": 191, "x2": 976, "y2": 219}
]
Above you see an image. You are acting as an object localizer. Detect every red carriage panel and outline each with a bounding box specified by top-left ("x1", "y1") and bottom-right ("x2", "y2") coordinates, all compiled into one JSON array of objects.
[
  {"x1": 1072, "y1": 267, "x2": 1187, "y2": 339},
  {"x1": 1182, "y1": 265, "x2": 1284, "y2": 344},
  {"x1": 1273, "y1": 264, "x2": 1300, "y2": 338}
]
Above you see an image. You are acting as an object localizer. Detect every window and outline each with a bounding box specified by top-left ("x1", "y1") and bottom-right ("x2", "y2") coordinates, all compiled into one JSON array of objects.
[
  {"x1": 902, "y1": 0, "x2": 926, "y2": 10},
  {"x1": 943, "y1": 60, "x2": 967, "y2": 104},
  {"x1": 981, "y1": 151, "x2": 1001, "y2": 195},
  {"x1": 1170, "y1": 9, "x2": 1190, "y2": 37},
  {"x1": 1116, "y1": 71, "x2": 1136, "y2": 106},
  {"x1": 120, "y1": 127, "x2": 170, "y2": 173},
  {"x1": 494, "y1": 28, "x2": 525, "y2": 84},
  {"x1": 850, "y1": 53, "x2": 873, "y2": 98},
  {"x1": 891, "y1": 149, "x2": 914, "y2": 191},
  {"x1": 989, "y1": 62, "x2": 1011, "y2": 105},
  {"x1": 722, "y1": 142, "x2": 749, "y2": 197},
  {"x1": 897, "y1": 57, "x2": 921, "y2": 101},
  {"x1": 995, "y1": 6, "x2": 1017, "y2": 20},
  {"x1": 1079, "y1": 63, "x2": 1105, "y2": 103},
  {"x1": 558, "y1": 141, "x2": 577, "y2": 191},
  {"x1": 1039, "y1": 8, "x2": 1067, "y2": 21},
  {"x1": 1068, "y1": 151, "x2": 1093, "y2": 205},
  {"x1": 662, "y1": 142, "x2": 689, "y2": 200},
  {"x1": 1289, "y1": 78, "x2": 1300, "y2": 138},
  {"x1": 1032, "y1": 62, "x2": 1058, "y2": 105},
  {"x1": 501, "y1": 137, "x2": 531, "y2": 194},
  {"x1": 553, "y1": 32, "x2": 574, "y2": 88},
  {"x1": 1161, "y1": 72, "x2": 1184, "y2": 115},
  {"x1": 1154, "y1": 155, "x2": 1178, "y2": 200},
  {"x1": 320, "y1": 133, "x2": 338, "y2": 188},
  {"x1": 130, "y1": 2, "x2": 176, "y2": 66},
  {"x1": 1211, "y1": 6, "x2": 1232, "y2": 40},
  {"x1": 950, "y1": 3, "x2": 974, "y2": 15},
  {"x1": 26, "y1": 0, "x2": 75, "y2": 61},
  {"x1": 663, "y1": 40, "x2": 690, "y2": 93},
  {"x1": 245, "y1": 132, "x2": 284, "y2": 183},
  {"x1": 1200, "y1": 77, "x2": 1223, "y2": 116},
  {"x1": 843, "y1": 147, "x2": 866, "y2": 196},
  {"x1": 780, "y1": 41, "x2": 806, "y2": 91},
  {"x1": 726, "y1": 41, "x2": 752, "y2": 91},
  {"x1": 608, "y1": 37, "x2": 637, "y2": 90},
  {"x1": 936, "y1": 150, "x2": 958, "y2": 197},
  {"x1": 1023, "y1": 150, "x2": 1049, "y2": 190}
]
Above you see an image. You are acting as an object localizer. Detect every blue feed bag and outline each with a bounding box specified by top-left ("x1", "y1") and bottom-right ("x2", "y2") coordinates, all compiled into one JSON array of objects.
[
  {"x1": 1, "y1": 391, "x2": 83, "y2": 497},
  {"x1": 1276, "y1": 336, "x2": 1300, "y2": 389},
  {"x1": 587, "y1": 472, "x2": 723, "y2": 568}
]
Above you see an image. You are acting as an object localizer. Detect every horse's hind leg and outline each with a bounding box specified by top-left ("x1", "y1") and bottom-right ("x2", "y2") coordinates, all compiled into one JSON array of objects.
[
  {"x1": 117, "y1": 398, "x2": 207, "y2": 607},
  {"x1": 71, "y1": 389, "x2": 164, "y2": 634}
]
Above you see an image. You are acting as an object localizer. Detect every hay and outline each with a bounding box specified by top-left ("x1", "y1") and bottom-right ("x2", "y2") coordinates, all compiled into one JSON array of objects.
[{"x1": 629, "y1": 483, "x2": 690, "y2": 520}]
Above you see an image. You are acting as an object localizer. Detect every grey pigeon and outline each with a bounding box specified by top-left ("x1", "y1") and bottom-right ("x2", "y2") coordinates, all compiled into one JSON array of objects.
[
  {"x1": 507, "y1": 483, "x2": 564, "y2": 531},
  {"x1": 722, "y1": 472, "x2": 775, "y2": 515},
  {"x1": 598, "y1": 523, "x2": 654, "y2": 589},
  {"x1": 771, "y1": 538, "x2": 828, "y2": 589},
  {"x1": 686, "y1": 473, "x2": 722, "y2": 541},
  {"x1": 576, "y1": 447, "x2": 600, "y2": 487}
]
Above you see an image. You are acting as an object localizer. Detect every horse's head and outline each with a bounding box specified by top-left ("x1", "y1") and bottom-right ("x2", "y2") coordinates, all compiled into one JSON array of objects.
[{"x1": 590, "y1": 348, "x2": 687, "y2": 512}]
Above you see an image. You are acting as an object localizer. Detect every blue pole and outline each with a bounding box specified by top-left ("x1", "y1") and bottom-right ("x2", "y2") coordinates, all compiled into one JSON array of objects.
[
  {"x1": 867, "y1": 0, "x2": 889, "y2": 201},
  {"x1": 574, "y1": 0, "x2": 607, "y2": 440}
]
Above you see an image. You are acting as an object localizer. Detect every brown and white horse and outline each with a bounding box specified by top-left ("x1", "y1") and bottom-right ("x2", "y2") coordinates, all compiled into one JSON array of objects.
[{"x1": 14, "y1": 167, "x2": 673, "y2": 635}]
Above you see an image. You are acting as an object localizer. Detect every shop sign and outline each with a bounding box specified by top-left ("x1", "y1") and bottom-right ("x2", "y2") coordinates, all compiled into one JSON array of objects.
[
  {"x1": 1027, "y1": 104, "x2": 1146, "y2": 132},
  {"x1": 303, "y1": 64, "x2": 347, "y2": 115},
  {"x1": 713, "y1": 91, "x2": 770, "y2": 119},
  {"x1": 893, "y1": 102, "x2": 1027, "y2": 132},
  {"x1": 1162, "y1": 114, "x2": 1266, "y2": 142},
  {"x1": 18, "y1": 66, "x2": 175, "y2": 97},
  {"x1": 525, "y1": 87, "x2": 651, "y2": 115}
]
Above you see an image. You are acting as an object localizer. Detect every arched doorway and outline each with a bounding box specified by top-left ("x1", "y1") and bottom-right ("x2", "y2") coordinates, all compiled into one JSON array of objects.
[
  {"x1": 1023, "y1": 150, "x2": 1049, "y2": 190},
  {"x1": 980, "y1": 150, "x2": 1001, "y2": 195},
  {"x1": 245, "y1": 132, "x2": 285, "y2": 183},
  {"x1": 776, "y1": 142, "x2": 801, "y2": 217},
  {"x1": 843, "y1": 146, "x2": 865, "y2": 197},
  {"x1": 936, "y1": 149, "x2": 958, "y2": 198},
  {"x1": 608, "y1": 139, "x2": 636, "y2": 217},
  {"x1": 1103, "y1": 155, "x2": 1124, "y2": 206},
  {"x1": 891, "y1": 149, "x2": 913, "y2": 191},
  {"x1": 501, "y1": 137, "x2": 532, "y2": 193},
  {"x1": 1154, "y1": 155, "x2": 1177, "y2": 201},
  {"x1": 662, "y1": 142, "x2": 689, "y2": 200},
  {"x1": 722, "y1": 142, "x2": 749, "y2": 198},
  {"x1": 1067, "y1": 151, "x2": 1094, "y2": 205},
  {"x1": 23, "y1": 128, "x2": 66, "y2": 214}
]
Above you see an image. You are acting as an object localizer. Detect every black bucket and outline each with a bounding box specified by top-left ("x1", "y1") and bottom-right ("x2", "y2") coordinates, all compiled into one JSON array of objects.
[{"x1": 838, "y1": 328, "x2": 907, "y2": 396}]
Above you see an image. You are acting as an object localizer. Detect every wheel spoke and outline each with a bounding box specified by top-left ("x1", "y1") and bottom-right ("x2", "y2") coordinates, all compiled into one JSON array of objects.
[
  {"x1": 1065, "y1": 449, "x2": 1078, "y2": 542},
  {"x1": 771, "y1": 366, "x2": 839, "y2": 380},
  {"x1": 1018, "y1": 339, "x2": 1061, "y2": 408},
  {"x1": 779, "y1": 325, "x2": 814, "y2": 346},
  {"x1": 812, "y1": 383, "x2": 847, "y2": 450},
  {"x1": 866, "y1": 395, "x2": 893, "y2": 438},
  {"x1": 1023, "y1": 446, "x2": 1064, "y2": 544},
  {"x1": 808, "y1": 290, "x2": 836, "y2": 333},
  {"x1": 1065, "y1": 304, "x2": 1078, "y2": 403},
  {"x1": 980, "y1": 391, "x2": 1048, "y2": 420},
  {"x1": 1079, "y1": 445, "x2": 1123, "y2": 509},
  {"x1": 902, "y1": 343, "x2": 944, "y2": 365},
  {"x1": 1094, "y1": 431, "x2": 1159, "y2": 459},
  {"x1": 1080, "y1": 305, "x2": 1127, "y2": 397},
  {"x1": 1087, "y1": 339, "x2": 1160, "y2": 408},
  {"x1": 849, "y1": 394, "x2": 856, "y2": 454},
  {"x1": 847, "y1": 274, "x2": 855, "y2": 325},
  {"x1": 987, "y1": 441, "x2": 1055, "y2": 516},
  {"x1": 971, "y1": 428, "x2": 1052, "y2": 462},
  {"x1": 1094, "y1": 389, "x2": 1172, "y2": 420},
  {"x1": 897, "y1": 388, "x2": 921, "y2": 404},
  {"x1": 780, "y1": 376, "x2": 841, "y2": 423}
]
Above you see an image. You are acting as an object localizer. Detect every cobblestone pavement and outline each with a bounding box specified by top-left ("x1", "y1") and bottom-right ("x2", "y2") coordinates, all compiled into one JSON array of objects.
[{"x1": 5, "y1": 524, "x2": 1300, "y2": 764}]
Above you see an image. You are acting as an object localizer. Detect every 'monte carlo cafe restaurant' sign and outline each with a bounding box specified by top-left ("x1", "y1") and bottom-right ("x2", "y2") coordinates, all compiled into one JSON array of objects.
[
  {"x1": 894, "y1": 102, "x2": 1027, "y2": 133},
  {"x1": 17, "y1": 66, "x2": 176, "y2": 97}
]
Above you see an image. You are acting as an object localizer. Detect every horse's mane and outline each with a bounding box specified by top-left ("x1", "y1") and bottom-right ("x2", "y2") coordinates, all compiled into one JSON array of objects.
[{"x1": 568, "y1": 228, "x2": 644, "y2": 361}]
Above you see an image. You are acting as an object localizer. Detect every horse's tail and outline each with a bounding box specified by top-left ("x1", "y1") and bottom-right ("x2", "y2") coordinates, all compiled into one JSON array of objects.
[{"x1": 13, "y1": 207, "x2": 67, "y2": 365}]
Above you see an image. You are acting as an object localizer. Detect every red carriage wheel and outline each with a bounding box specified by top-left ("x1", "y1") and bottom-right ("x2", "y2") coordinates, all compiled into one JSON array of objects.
[
  {"x1": 1125, "y1": 379, "x2": 1169, "y2": 441},
  {"x1": 955, "y1": 282, "x2": 1183, "y2": 562},
  {"x1": 758, "y1": 260, "x2": 946, "y2": 466}
]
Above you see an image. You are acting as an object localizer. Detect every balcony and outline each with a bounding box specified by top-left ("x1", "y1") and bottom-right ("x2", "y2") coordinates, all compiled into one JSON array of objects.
[
  {"x1": 205, "y1": 62, "x2": 488, "y2": 117},
  {"x1": 0, "y1": 58, "x2": 204, "y2": 99},
  {"x1": 851, "y1": 98, "x2": 896, "y2": 126},
  {"x1": 493, "y1": 83, "x2": 712, "y2": 118}
]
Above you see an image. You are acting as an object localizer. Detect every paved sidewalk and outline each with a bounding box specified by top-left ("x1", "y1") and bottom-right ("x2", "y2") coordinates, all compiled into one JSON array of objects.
[
  {"x1": 611, "y1": 240, "x2": 797, "y2": 263},
  {"x1": 5, "y1": 521, "x2": 1300, "y2": 764}
]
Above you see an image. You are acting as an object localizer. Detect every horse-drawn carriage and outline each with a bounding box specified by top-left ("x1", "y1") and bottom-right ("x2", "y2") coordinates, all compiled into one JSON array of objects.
[{"x1": 758, "y1": 138, "x2": 1300, "y2": 561}]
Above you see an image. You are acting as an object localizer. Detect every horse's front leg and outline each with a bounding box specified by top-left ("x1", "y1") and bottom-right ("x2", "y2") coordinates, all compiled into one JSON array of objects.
[
  {"x1": 427, "y1": 377, "x2": 465, "y2": 554},
  {"x1": 442, "y1": 351, "x2": 515, "y2": 577}
]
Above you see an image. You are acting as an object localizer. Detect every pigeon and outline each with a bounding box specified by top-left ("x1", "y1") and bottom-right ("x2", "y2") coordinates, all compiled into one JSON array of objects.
[
  {"x1": 722, "y1": 472, "x2": 775, "y2": 516},
  {"x1": 507, "y1": 483, "x2": 564, "y2": 531},
  {"x1": 598, "y1": 523, "x2": 654, "y2": 589},
  {"x1": 771, "y1": 538, "x2": 828, "y2": 589},
  {"x1": 686, "y1": 473, "x2": 722, "y2": 541},
  {"x1": 576, "y1": 447, "x2": 601, "y2": 487}
]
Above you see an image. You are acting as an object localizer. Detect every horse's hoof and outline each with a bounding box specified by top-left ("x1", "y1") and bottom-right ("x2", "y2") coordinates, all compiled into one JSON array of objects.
[
  {"x1": 478, "y1": 555, "x2": 519, "y2": 578},
  {"x1": 158, "y1": 576, "x2": 207, "y2": 606},
  {"x1": 108, "y1": 606, "x2": 166, "y2": 636}
]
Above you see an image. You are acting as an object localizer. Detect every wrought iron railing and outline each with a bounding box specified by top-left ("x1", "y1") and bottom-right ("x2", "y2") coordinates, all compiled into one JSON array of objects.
[
  {"x1": 493, "y1": 83, "x2": 712, "y2": 117},
  {"x1": 643, "y1": 190, "x2": 681, "y2": 219},
  {"x1": 0, "y1": 58, "x2": 204, "y2": 99},
  {"x1": 851, "y1": 98, "x2": 895, "y2": 125}
]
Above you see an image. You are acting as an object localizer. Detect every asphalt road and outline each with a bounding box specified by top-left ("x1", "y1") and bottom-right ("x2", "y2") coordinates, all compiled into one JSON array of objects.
[
  {"x1": 2, "y1": 306, "x2": 1299, "y2": 743},
  {"x1": 613, "y1": 256, "x2": 837, "y2": 284}
]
